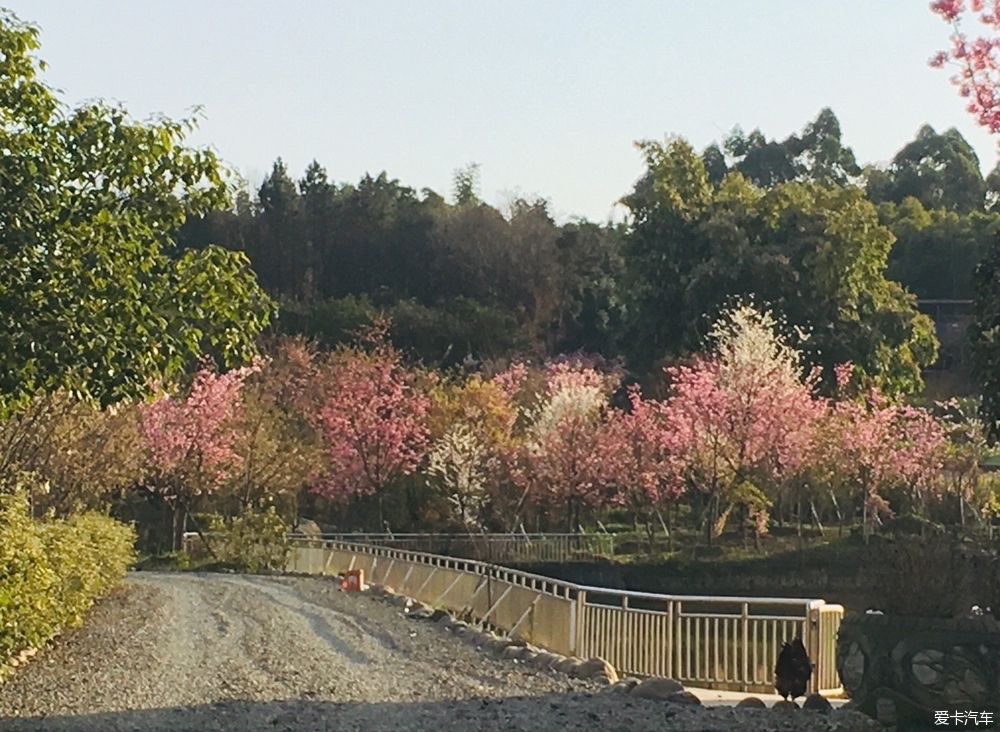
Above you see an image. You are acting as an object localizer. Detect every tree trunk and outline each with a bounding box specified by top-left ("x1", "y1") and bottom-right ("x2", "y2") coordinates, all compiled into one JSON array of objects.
[
  {"x1": 171, "y1": 502, "x2": 180, "y2": 553},
  {"x1": 862, "y1": 493, "x2": 869, "y2": 545},
  {"x1": 667, "y1": 503, "x2": 675, "y2": 553},
  {"x1": 810, "y1": 500, "x2": 825, "y2": 538},
  {"x1": 705, "y1": 494, "x2": 715, "y2": 547},
  {"x1": 829, "y1": 490, "x2": 843, "y2": 539},
  {"x1": 741, "y1": 503, "x2": 748, "y2": 552},
  {"x1": 797, "y1": 486, "x2": 804, "y2": 557},
  {"x1": 712, "y1": 501, "x2": 734, "y2": 540},
  {"x1": 181, "y1": 498, "x2": 219, "y2": 562}
]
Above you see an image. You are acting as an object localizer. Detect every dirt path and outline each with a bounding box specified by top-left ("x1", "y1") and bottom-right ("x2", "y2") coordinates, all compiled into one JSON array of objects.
[{"x1": 0, "y1": 572, "x2": 878, "y2": 731}]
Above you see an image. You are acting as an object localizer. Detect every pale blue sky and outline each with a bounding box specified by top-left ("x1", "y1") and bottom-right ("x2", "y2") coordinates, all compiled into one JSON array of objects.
[{"x1": 15, "y1": 0, "x2": 1000, "y2": 222}]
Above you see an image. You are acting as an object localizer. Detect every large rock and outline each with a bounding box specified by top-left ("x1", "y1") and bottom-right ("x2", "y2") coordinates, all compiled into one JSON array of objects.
[
  {"x1": 573, "y1": 657, "x2": 619, "y2": 684},
  {"x1": 553, "y1": 657, "x2": 582, "y2": 675},
  {"x1": 293, "y1": 519, "x2": 322, "y2": 536},
  {"x1": 773, "y1": 700, "x2": 799, "y2": 712},
  {"x1": 666, "y1": 691, "x2": 702, "y2": 706},
  {"x1": 736, "y1": 697, "x2": 766, "y2": 709},
  {"x1": 802, "y1": 693, "x2": 833, "y2": 714},
  {"x1": 530, "y1": 651, "x2": 560, "y2": 670},
  {"x1": 836, "y1": 611, "x2": 1000, "y2": 722},
  {"x1": 629, "y1": 677, "x2": 685, "y2": 699}
]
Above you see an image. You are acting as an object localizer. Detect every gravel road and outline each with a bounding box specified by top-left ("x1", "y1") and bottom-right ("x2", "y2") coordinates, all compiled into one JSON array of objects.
[{"x1": 0, "y1": 572, "x2": 880, "y2": 731}]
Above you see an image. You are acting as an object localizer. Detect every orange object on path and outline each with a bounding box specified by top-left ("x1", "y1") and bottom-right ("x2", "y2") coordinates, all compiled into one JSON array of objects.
[{"x1": 341, "y1": 569, "x2": 365, "y2": 592}]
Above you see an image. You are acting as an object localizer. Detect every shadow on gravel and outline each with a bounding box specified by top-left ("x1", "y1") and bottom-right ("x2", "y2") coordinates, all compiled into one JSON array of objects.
[
  {"x1": 0, "y1": 693, "x2": 759, "y2": 732},
  {"x1": 0, "y1": 693, "x2": 883, "y2": 732},
  {"x1": 0, "y1": 695, "x2": 603, "y2": 732}
]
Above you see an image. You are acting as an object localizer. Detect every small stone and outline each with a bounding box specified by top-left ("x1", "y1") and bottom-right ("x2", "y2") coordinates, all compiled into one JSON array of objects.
[
  {"x1": 501, "y1": 645, "x2": 522, "y2": 660},
  {"x1": 610, "y1": 678, "x2": 639, "y2": 694},
  {"x1": 802, "y1": 693, "x2": 833, "y2": 714},
  {"x1": 406, "y1": 603, "x2": 435, "y2": 620},
  {"x1": 773, "y1": 700, "x2": 799, "y2": 712},
  {"x1": 839, "y1": 642, "x2": 866, "y2": 691},
  {"x1": 736, "y1": 697, "x2": 766, "y2": 709},
  {"x1": 471, "y1": 632, "x2": 495, "y2": 648},
  {"x1": 573, "y1": 657, "x2": 619, "y2": 683},
  {"x1": 629, "y1": 677, "x2": 685, "y2": 699},
  {"x1": 875, "y1": 697, "x2": 897, "y2": 726},
  {"x1": 485, "y1": 637, "x2": 508, "y2": 654}
]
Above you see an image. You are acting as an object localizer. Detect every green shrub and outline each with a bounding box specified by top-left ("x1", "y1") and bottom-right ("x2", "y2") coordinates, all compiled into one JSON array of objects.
[
  {"x1": 862, "y1": 535, "x2": 997, "y2": 618},
  {"x1": 0, "y1": 487, "x2": 135, "y2": 666},
  {"x1": 206, "y1": 507, "x2": 290, "y2": 573}
]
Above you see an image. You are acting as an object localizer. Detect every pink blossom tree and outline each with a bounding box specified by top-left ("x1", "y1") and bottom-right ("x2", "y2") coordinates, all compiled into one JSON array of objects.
[
  {"x1": 664, "y1": 305, "x2": 825, "y2": 546},
  {"x1": 310, "y1": 327, "x2": 430, "y2": 529},
  {"x1": 518, "y1": 362, "x2": 618, "y2": 531},
  {"x1": 930, "y1": 0, "x2": 1000, "y2": 133},
  {"x1": 597, "y1": 386, "x2": 684, "y2": 550},
  {"x1": 140, "y1": 363, "x2": 257, "y2": 551},
  {"x1": 825, "y1": 365, "x2": 948, "y2": 541}
]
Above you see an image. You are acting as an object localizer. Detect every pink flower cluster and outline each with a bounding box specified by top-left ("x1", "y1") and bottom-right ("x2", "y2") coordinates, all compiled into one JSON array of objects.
[
  {"x1": 140, "y1": 365, "x2": 257, "y2": 497},
  {"x1": 930, "y1": 0, "x2": 1000, "y2": 134},
  {"x1": 311, "y1": 348, "x2": 430, "y2": 501}
]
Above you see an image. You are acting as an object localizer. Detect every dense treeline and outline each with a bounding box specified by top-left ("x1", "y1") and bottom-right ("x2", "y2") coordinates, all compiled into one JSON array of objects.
[
  {"x1": 2, "y1": 2, "x2": 999, "y2": 579},
  {"x1": 178, "y1": 109, "x2": 998, "y2": 396},
  {"x1": 179, "y1": 162, "x2": 625, "y2": 368}
]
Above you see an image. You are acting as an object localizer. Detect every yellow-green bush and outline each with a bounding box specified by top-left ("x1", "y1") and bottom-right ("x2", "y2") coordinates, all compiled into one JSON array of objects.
[
  {"x1": 206, "y1": 507, "x2": 290, "y2": 573},
  {"x1": 0, "y1": 489, "x2": 135, "y2": 665}
]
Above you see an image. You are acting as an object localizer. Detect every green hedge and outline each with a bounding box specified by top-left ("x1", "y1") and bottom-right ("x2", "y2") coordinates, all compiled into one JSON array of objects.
[{"x1": 0, "y1": 490, "x2": 135, "y2": 665}]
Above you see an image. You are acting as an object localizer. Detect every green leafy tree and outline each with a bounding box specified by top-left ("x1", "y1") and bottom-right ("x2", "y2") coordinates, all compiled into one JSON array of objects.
[
  {"x1": 882, "y1": 197, "x2": 1000, "y2": 300},
  {"x1": 453, "y1": 162, "x2": 481, "y2": 206},
  {"x1": 718, "y1": 109, "x2": 859, "y2": 188},
  {"x1": 701, "y1": 143, "x2": 729, "y2": 188},
  {"x1": 796, "y1": 107, "x2": 861, "y2": 186},
  {"x1": 724, "y1": 127, "x2": 800, "y2": 188},
  {"x1": 971, "y1": 241, "x2": 1000, "y2": 439},
  {"x1": 623, "y1": 138, "x2": 938, "y2": 394},
  {"x1": 866, "y1": 125, "x2": 986, "y2": 213},
  {"x1": 0, "y1": 11, "x2": 273, "y2": 412}
]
